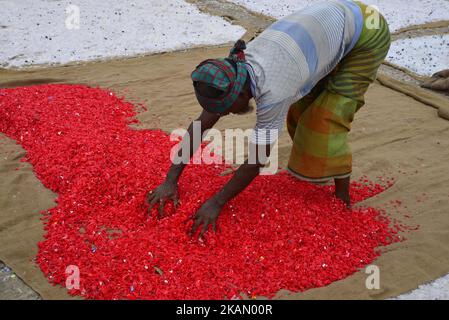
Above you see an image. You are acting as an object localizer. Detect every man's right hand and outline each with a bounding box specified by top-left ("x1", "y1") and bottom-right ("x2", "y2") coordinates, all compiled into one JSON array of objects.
[
  {"x1": 145, "y1": 111, "x2": 219, "y2": 219},
  {"x1": 146, "y1": 181, "x2": 180, "y2": 219}
]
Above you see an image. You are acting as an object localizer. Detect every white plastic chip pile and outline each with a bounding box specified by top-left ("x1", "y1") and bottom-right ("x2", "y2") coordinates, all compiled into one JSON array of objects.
[
  {"x1": 229, "y1": 0, "x2": 449, "y2": 32},
  {"x1": 387, "y1": 35, "x2": 449, "y2": 76},
  {"x1": 0, "y1": 0, "x2": 246, "y2": 68}
]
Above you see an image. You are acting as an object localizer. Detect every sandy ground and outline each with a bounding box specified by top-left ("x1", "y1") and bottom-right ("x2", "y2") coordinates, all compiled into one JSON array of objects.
[
  {"x1": 2, "y1": 44, "x2": 449, "y2": 300},
  {"x1": 1, "y1": 1, "x2": 449, "y2": 300}
]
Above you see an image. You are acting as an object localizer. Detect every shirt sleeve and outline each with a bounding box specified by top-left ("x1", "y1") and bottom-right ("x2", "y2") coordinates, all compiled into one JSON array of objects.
[{"x1": 250, "y1": 99, "x2": 292, "y2": 145}]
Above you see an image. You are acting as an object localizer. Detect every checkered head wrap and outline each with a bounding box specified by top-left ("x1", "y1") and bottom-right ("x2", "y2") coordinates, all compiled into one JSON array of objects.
[{"x1": 191, "y1": 40, "x2": 248, "y2": 114}]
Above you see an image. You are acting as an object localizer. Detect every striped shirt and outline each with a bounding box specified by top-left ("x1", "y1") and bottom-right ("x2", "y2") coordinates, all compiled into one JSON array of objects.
[{"x1": 246, "y1": 0, "x2": 363, "y2": 145}]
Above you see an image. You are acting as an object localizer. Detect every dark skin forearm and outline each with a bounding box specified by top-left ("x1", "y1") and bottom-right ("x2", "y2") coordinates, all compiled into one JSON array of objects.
[
  {"x1": 213, "y1": 161, "x2": 262, "y2": 206},
  {"x1": 146, "y1": 110, "x2": 219, "y2": 218},
  {"x1": 189, "y1": 143, "x2": 272, "y2": 238},
  {"x1": 165, "y1": 110, "x2": 220, "y2": 184},
  {"x1": 164, "y1": 122, "x2": 194, "y2": 185},
  {"x1": 213, "y1": 142, "x2": 271, "y2": 205},
  {"x1": 213, "y1": 164, "x2": 350, "y2": 209}
]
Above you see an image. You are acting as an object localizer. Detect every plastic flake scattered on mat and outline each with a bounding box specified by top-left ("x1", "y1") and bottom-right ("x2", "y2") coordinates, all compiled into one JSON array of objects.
[{"x1": 0, "y1": 84, "x2": 402, "y2": 299}]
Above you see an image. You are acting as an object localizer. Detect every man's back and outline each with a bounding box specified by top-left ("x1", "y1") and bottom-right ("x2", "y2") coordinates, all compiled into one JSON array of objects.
[{"x1": 246, "y1": 0, "x2": 363, "y2": 107}]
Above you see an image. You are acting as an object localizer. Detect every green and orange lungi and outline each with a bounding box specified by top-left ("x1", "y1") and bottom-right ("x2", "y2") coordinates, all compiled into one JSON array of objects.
[{"x1": 287, "y1": 2, "x2": 391, "y2": 182}]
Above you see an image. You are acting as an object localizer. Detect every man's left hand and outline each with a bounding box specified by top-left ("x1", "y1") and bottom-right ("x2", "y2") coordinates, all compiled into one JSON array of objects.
[{"x1": 188, "y1": 197, "x2": 223, "y2": 239}]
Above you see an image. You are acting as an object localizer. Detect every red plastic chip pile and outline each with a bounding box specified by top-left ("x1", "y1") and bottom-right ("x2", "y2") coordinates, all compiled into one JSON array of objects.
[{"x1": 0, "y1": 84, "x2": 400, "y2": 299}]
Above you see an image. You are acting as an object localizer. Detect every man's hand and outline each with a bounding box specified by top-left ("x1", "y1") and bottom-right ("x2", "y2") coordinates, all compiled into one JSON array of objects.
[
  {"x1": 189, "y1": 197, "x2": 223, "y2": 239},
  {"x1": 146, "y1": 181, "x2": 180, "y2": 219},
  {"x1": 186, "y1": 143, "x2": 272, "y2": 239}
]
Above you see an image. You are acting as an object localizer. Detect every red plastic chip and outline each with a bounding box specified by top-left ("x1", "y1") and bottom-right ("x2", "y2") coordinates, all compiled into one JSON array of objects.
[{"x1": 0, "y1": 84, "x2": 401, "y2": 299}]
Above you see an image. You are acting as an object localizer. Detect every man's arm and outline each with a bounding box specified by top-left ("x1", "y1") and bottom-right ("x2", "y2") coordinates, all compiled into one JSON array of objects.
[
  {"x1": 189, "y1": 142, "x2": 272, "y2": 238},
  {"x1": 147, "y1": 110, "x2": 220, "y2": 218},
  {"x1": 213, "y1": 143, "x2": 271, "y2": 206},
  {"x1": 165, "y1": 110, "x2": 220, "y2": 184}
]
